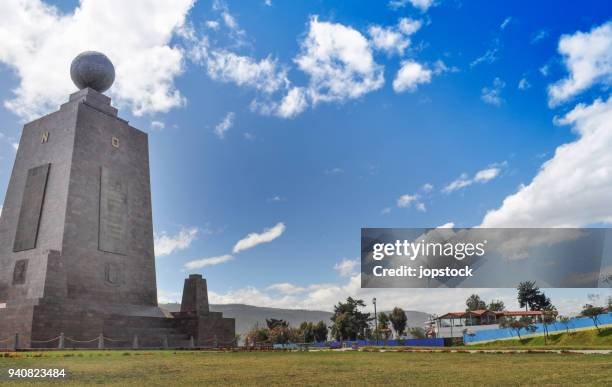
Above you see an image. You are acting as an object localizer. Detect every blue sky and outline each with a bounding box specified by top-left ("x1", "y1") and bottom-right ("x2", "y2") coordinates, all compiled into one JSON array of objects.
[{"x1": 0, "y1": 0, "x2": 611, "y2": 315}]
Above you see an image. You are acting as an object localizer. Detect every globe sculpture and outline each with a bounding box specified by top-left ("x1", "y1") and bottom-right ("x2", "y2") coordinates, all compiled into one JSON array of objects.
[{"x1": 70, "y1": 51, "x2": 115, "y2": 93}]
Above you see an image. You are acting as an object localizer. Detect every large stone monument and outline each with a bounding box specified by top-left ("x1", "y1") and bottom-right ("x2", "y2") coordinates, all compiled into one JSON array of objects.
[{"x1": 0, "y1": 51, "x2": 234, "y2": 348}]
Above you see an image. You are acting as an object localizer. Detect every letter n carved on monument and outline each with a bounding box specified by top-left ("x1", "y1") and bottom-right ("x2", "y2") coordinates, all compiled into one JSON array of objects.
[{"x1": 99, "y1": 167, "x2": 128, "y2": 255}]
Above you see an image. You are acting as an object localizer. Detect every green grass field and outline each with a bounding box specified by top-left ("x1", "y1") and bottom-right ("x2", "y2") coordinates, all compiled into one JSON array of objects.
[
  {"x1": 468, "y1": 327, "x2": 612, "y2": 349},
  {"x1": 0, "y1": 350, "x2": 610, "y2": 386}
]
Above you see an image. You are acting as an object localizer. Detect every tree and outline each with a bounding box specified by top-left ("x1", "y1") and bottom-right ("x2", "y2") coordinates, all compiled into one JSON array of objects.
[
  {"x1": 376, "y1": 312, "x2": 392, "y2": 340},
  {"x1": 466, "y1": 294, "x2": 487, "y2": 311},
  {"x1": 488, "y1": 300, "x2": 505, "y2": 312},
  {"x1": 330, "y1": 297, "x2": 371, "y2": 341},
  {"x1": 517, "y1": 281, "x2": 552, "y2": 311},
  {"x1": 581, "y1": 304, "x2": 605, "y2": 333},
  {"x1": 541, "y1": 306, "x2": 558, "y2": 344},
  {"x1": 245, "y1": 324, "x2": 269, "y2": 346},
  {"x1": 298, "y1": 322, "x2": 315, "y2": 343},
  {"x1": 313, "y1": 321, "x2": 328, "y2": 342},
  {"x1": 389, "y1": 307, "x2": 408, "y2": 338},
  {"x1": 499, "y1": 316, "x2": 536, "y2": 342},
  {"x1": 558, "y1": 316, "x2": 572, "y2": 334},
  {"x1": 266, "y1": 318, "x2": 288, "y2": 330},
  {"x1": 408, "y1": 327, "x2": 426, "y2": 339}
]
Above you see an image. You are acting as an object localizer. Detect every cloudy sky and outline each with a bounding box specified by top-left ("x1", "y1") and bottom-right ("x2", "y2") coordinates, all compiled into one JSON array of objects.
[{"x1": 0, "y1": 0, "x2": 610, "y2": 315}]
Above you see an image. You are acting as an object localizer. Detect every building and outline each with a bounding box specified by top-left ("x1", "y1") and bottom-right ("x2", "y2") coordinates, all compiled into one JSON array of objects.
[{"x1": 431, "y1": 310, "x2": 549, "y2": 338}]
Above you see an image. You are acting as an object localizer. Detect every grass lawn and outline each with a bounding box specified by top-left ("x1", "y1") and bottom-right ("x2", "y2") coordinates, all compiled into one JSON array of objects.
[
  {"x1": 468, "y1": 327, "x2": 612, "y2": 350},
  {"x1": 0, "y1": 350, "x2": 610, "y2": 386}
]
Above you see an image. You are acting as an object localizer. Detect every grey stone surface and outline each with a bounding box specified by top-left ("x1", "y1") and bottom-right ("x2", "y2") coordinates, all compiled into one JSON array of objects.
[
  {"x1": 13, "y1": 164, "x2": 49, "y2": 252},
  {"x1": 0, "y1": 85, "x2": 234, "y2": 348},
  {"x1": 70, "y1": 51, "x2": 115, "y2": 93}
]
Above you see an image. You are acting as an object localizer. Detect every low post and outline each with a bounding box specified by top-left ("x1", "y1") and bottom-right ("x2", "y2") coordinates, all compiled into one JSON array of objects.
[
  {"x1": 58, "y1": 332, "x2": 64, "y2": 349},
  {"x1": 214, "y1": 335, "x2": 218, "y2": 348},
  {"x1": 98, "y1": 333, "x2": 104, "y2": 349},
  {"x1": 162, "y1": 335, "x2": 168, "y2": 349},
  {"x1": 189, "y1": 336, "x2": 195, "y2": 349},
  {"x1": 132, "y1": 334, "x2": 139, "y2": 349},
  {"x1": 13, "y1": 333, "x2": 19, "y2": 350}
]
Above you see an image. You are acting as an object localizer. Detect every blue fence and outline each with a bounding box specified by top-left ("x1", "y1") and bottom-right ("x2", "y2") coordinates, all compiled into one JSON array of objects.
[
  {"x1": 309, "y1": 338, "x2": 446, "y2": 348},
  {"x1": 463, "y1": 312, "x2": 612, "y2": 344}
]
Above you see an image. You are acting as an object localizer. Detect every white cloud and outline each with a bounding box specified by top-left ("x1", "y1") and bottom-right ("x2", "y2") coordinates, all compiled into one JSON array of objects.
[
  {"x1": 416, "y1": 202, "x2": 426, "y2": 212},
  {"x1": 474, "y1": 167, "x2": 501, "y2": 182},
  {"x1": 398, "y1": 18, "x2": 422, "y2": 35},
  {"x1": 184, "y1": 254, "x2": 234, "y2": 270},
  {"x1": 192, "y1": 44, "x2": 288, "y2": 94},
  {"x1": 150, "y1": 120, "x2": 165, "y2": 131},
  {"x1": 470, "y1": 46, "x2": 499, "y2": 68},
  {"x1": 154, "y1": 226, "x2": 199, "y2": 257},
  {"x1": 266, "y1": 283, "x2": 305, "y2": 295},
  {"x1": 334, "y1": 258, "x2": 359, "y2": 277},
  {"x1": 437, "y1": 222, "x2": 455, "y2": 228},
  {"x1": 368, "y1": 18, "x2": 421, "y2": 57},
  {"x1": 443, "y1": 166, "x2": 502, "y2": 193},
  {"x1": 481, "y1": 77, "x2": 505, "y2": 106},
  {"x1": 540, "y1": 64, "x2": 550, "y2": 77},
  {"x1": 232, "y1": 222, "x2": 285, "y2": 253},
  {"x1": 421, "y1": 183, "x2": 434, "y2": 192},
  {"x1": 0, "y1": 0, "x2": 193, "y2": 120},
  {"x1": 12, "y1": 142, "x2": 19, "y2": 151},
  {"x1": 205, "y1": 20, "x2": 220, "y2": 30},
  {"x1": 518, "y1": 77, "x2": 531, "y2": 90},
  {"x1": 214, "y1": 111, "x2": 235, "y2": 139},
  {"x1": 500, "y1": 17, "x2": 512, "y2": 30},
  {"x1": 381, "y1": 207, "x2": 392, "y2": 215},
  {"x1": 482, "y1": 96, "x2": 612, "y2": 227},
  {"x1": 264, "y1": 0, "x2": 272, "y2": 6},
  {"x1": 295, "y1": 16, "x2": 385, "y2": 104},
  {"x1": 277, "y1": 87, "x2": 308, "y2": 118},
  {"x1": 531, "y1": 29, "x2": 550, "y2": 44},
  {"x1": 548, "y1": 21, "x2": 612, "y2": 106},
  {"x1": 158, "y1": 289, "x2": 181, "y2": 304},
  {"x1": 397, "y1": 193, "x2": 418, "y2": 207},
  {"x1": 388, "y1": 0, "x2": 435, "y2": 12},
  {"x1": 368, "y1": 25, "x2": 409, "y2": 56},
  {"x1": 393, "y1": 60, "x2": 432, "y2": 92}
]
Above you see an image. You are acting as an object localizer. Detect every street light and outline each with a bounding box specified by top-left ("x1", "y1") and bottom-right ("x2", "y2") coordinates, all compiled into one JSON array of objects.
[{"x1": 372, "y1": 297, "x2": 378, "y2": 346}]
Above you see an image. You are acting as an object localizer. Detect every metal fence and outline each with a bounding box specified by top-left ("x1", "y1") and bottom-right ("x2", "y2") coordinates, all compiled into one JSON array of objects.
[{"x1": 463, "y1": 312, "x2": 612, "y2": 344}]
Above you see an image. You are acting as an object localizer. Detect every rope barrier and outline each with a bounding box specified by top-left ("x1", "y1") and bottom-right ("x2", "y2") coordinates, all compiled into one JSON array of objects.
[
  {"x1": 65, "y1": 336, "x2": 99, "y2": 343},
  {"x1": 0, "y1": 337, "x2": 12, "y2": 343},
  {"x1": 30, "y1": 336, "x2": 60, "y2": 343},
  {"x1": 103, "y1": 336, "x2": 129, "y2": 342}
]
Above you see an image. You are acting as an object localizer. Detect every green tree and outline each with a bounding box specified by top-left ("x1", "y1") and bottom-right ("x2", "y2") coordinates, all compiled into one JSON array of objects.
[
  {"x1": 408, "y1": 327, "x2": 426, "y2": 339},
  {"x1": 558, "y1": 316, "x2": 572, "y2": 334},
  {"x1": 376, "y1": 312, "x2": 392, "y2": 340},
  {"x1": 298, "y1": 322, "x2": 315, "y2": 343},
  {"x1": 266, "y1": 318, "x2": 289, "y2": 330},
  {"x1": 313, "y1": 321, "x2": 328, "y2": 342},
  {"x1": 488, "y1": 300, "x2": 505, "y2": 311},
  {"x1": 499, "y1": 316, "x2": 537, "y2": 341},
  {"x1": 541, "y1": 306, "x2": 557, "y2": 344},
  {"x1": 245, "y1": 324, "x2": 269, "y2": 346},
  {"x1": 466, "y1": 294, "x2": 487, "y2": 311},
  {"x1": 581, "y1": 304, "x2": 605, "y2": 333},
  {"x1": 517, "y1": 281, "x2": 552, "y2": 311},
  {"x1": 389, "y1": 307, "x2": 408, "y2": 338},
  {"x1": 330, "y1": 297, "x2": 371, "y2": 341}
]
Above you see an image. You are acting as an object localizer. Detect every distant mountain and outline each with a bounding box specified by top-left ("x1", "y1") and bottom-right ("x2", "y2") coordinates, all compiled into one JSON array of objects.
[{"x1": 160, "y1": 303, "x2": 430, "y2": 338}]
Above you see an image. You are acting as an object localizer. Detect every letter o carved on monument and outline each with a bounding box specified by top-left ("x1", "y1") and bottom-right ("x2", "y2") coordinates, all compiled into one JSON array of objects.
[{"x1": 111, "y1": 136, "x2": 119, "y2": 148}]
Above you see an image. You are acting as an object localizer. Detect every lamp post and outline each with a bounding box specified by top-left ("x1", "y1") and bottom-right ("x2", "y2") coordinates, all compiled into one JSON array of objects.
[{"x1": 372, "y1": 297, "x2": 378, "y2": 346}]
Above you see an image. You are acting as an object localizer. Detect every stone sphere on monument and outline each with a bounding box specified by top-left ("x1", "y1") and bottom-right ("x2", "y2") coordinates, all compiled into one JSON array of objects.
[{"x1": 70, "y1": 51, "x2": 115, "y2": 93}]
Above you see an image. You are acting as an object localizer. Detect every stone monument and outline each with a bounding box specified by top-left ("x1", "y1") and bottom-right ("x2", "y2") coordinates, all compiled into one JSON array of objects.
[{"x1": 0, "y1": 51, "x2": 234, "y2": 348}]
